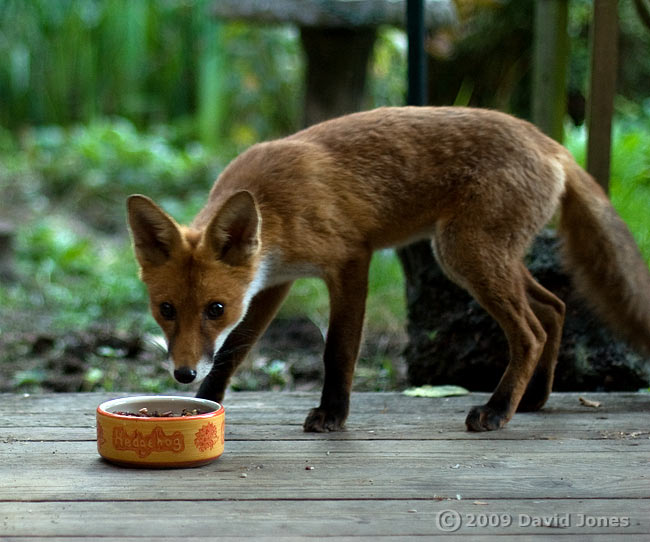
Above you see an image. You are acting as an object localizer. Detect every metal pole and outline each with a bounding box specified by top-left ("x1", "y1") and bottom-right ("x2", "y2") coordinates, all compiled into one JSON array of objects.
[
  {"x1": 406, "y1": 0, "x2": 427, "y2": 106},
  {"x1": 399, "y1": 0, "x2": 432, "y2": 317}
]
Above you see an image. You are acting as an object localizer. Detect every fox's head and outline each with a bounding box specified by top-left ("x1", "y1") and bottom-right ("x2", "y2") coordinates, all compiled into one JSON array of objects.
[{"x1": 126, "y1": 191, "x2": 262, "y2": 384}]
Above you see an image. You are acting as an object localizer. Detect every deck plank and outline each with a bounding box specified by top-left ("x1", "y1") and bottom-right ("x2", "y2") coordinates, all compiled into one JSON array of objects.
[
  {"x1": 1, "y1": 391, "x2": 648, "y2": 440},
  {"x1": 0, "y1": 391, "x2": 648, "y2": 539},
  {"x1": 1, "y1": 439, "x2": 649, "y2": 501},
  {"x1": 0, "y1": 499, "x2": 648, "y2": 538}
]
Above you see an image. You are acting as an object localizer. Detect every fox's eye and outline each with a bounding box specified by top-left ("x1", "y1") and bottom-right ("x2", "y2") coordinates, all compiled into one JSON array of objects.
[
  {"x1": 159, "y1": 302, "x2": 176, "y2": 321},
  {"x1": 206, "y1": 301, "x2": 224, "y2": 320}
]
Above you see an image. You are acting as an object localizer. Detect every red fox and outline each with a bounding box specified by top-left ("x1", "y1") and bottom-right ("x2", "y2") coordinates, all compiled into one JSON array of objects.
[{"x1": 127, "y1": 107, "x2": 650, "y2": 432}]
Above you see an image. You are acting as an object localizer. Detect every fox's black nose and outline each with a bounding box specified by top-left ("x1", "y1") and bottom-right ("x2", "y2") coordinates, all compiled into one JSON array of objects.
[{"x1": 174, "y1": 367, "x2": 197, "y2": 384}]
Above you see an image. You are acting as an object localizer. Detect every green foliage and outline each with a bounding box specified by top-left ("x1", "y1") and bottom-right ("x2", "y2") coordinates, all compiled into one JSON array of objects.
[
  {"x1": 1, "y1": 119, "x2": 218, "y2": 232},
  {"x1": 215, "y1": 23, "x2": 303, "y2": 148},
  {"x1": 367, "y1": 29, "x2": 407, "y2": 108},
  {"x1": 1, "y1": 214, "x2": 150, "y2": 333},
  {"x1": 567, "y1": 0, "x2": 650, "y2": 109},
  {"x1": 366, "y1": 249, "x2": 407, "y2": 332},
  {"x1": 0, "y1": 119, "x2": 220, "y2": 334},
  {"x1": 279, "y1": 249, "x2": 406, "y2": 334},
  {"x1": 1, "y1": 0, "x2": 649, "y2": 394},
  {"x1": 0, "y1": 0, "x2": 302, "y2": 147},
  {"x1": 565, "y1": 114, "x2": 650, "y2": 262}
]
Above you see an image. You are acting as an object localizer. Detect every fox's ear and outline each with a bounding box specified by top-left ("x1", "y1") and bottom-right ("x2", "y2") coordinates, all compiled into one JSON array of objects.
[
  {"x1": 203, "y1": 191, "x2": 260, "y2": 266},
  {"x1": 126, "y1": 195, "x2": 182, "y2": 267}
]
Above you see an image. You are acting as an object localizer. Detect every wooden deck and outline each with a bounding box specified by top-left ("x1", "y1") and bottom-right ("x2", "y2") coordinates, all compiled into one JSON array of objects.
[{"x1": 1, "y1": 391, "x2": 649, "y2": 540}]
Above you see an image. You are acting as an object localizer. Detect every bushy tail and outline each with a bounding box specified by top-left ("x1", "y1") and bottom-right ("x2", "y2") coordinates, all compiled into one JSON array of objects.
[{"x1": 559, "y1": 164, "x2": 650, "y2": 355}]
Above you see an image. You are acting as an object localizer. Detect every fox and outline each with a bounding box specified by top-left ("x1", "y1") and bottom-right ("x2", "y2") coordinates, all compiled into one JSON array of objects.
[{"x1": 127, "y1": 106, "x2": 650, "y2": 432}]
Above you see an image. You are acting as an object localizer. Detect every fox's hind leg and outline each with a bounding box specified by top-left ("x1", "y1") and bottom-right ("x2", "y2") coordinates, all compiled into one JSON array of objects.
[
  {"x1": 463, "y1": 270, "x2": 547, "y2": 431},
  {"x1": 517, "y1": 267, "x2": 565, "y2": 412},
  {"x1": 433, "y1": 232, "x2": 548, "y2": 431}
]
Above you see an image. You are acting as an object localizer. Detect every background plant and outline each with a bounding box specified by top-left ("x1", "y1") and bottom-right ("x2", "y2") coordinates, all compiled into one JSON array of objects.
[{"x1": 0, "y1": 0, "x2": 648, "y2": 393}]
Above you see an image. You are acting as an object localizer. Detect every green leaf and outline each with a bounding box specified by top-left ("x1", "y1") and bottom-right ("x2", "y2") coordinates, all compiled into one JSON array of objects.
[{"x1": 403, "y1": 385, "x2": 470, "y2": 398}]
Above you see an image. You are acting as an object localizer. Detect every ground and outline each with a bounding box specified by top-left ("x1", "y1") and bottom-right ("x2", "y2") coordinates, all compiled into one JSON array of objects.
[{"x1": 0, "y1": 316, "x2": 407, "y2": 395}]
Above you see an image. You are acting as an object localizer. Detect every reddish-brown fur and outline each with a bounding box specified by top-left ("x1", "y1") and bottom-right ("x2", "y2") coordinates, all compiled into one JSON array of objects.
[{"x1": 127, "y1": 107, "x2": 650, "y2": 432}]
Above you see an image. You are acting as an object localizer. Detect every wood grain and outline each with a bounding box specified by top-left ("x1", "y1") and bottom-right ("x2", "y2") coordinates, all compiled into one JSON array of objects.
[{"x1": 0, "y1": 391, "x2": 648, "y2": 539}]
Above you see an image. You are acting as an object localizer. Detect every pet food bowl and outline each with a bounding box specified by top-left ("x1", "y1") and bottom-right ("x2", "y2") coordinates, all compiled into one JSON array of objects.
[{"x1": 96, "y1": 396, "x2": 225, "y2": 468}]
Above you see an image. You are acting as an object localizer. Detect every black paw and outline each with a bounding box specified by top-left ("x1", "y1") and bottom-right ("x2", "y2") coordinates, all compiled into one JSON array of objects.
[
  {"x1": 517, "y1": 390, "x2": 549, "y2": 412},
  {"x1": 303, "y1": 407, "x2": 347, "y2": 432},
  {"x1": 517, "y1": 371, "x2": 551, "y2": 412},
  {"x1": 465, "y1": 404, "x2": 509, "y2": 432}
]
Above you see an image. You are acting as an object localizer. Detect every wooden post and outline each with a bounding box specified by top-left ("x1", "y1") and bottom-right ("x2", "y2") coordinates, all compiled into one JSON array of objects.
[
  {"x1": 532, "y1": 0, "x2": 569, "y2": 142},
  {"x1": 300, "y1": 27, "x2": 377, "y2": 127},
  {"x1": 586, "y1": 0, "x2": 618, "y2": 193}
]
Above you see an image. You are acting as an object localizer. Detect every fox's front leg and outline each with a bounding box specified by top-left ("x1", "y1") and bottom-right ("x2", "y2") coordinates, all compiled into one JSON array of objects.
[
  {"x1": 197, "y1": 282, "x2": 292, "y2": 403},
  {"x1": 303, "y1": 253, "x2": 371, "y2": 432}
]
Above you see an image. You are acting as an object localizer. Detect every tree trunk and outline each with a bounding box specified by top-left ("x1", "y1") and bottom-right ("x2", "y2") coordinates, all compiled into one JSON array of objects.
[{"x1": 0, "y1": 222, "x2": 16, "y2": 282}]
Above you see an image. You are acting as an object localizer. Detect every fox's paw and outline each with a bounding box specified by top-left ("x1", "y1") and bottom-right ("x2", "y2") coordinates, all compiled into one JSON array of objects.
[
  {"x1": 517, "y1": 371, "x2": 551, "y2": 412},
  {"x1": 465, "y1": 404, "x2": 509, "y2": 432},
  {"x1": 517, "y1": 389, "x2": 549, "y2": 412},
  {"x1": 303, "y1": 407, "x2": 346, "y2": 433}
]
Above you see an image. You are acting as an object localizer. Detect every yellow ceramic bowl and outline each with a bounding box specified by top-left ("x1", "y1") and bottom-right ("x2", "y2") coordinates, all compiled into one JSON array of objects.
[{"x1": 96, "y1": 396, "x2": 225, "y2": 468}]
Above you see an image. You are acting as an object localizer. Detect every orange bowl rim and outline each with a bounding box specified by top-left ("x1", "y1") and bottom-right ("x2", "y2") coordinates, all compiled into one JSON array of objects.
[{"x1": 97, "y1": 395, "x2": 224, "y2": 422}]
